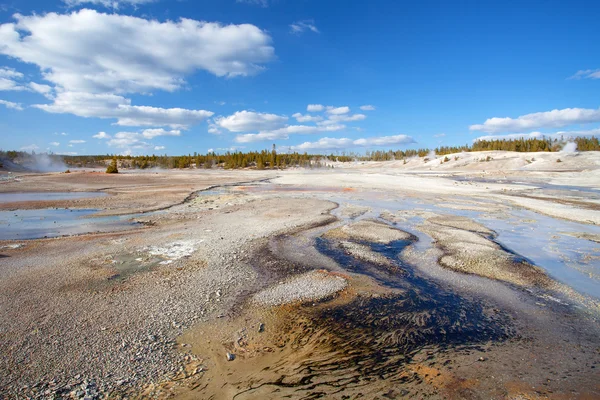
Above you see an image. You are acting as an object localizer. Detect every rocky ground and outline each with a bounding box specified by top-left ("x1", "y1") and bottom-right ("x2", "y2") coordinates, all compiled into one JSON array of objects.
[{"x1": 1, "y1": 153, "x2": 599, "y2": 399}]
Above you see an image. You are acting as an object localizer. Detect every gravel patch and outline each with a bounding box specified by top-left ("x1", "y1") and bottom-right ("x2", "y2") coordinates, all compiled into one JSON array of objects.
[
  {"x1": 0, "y1": 194, "x2": 336, "y2": 399},
  {"x1": 253, "y1": 270, "x2": 348, "y2": 306}
]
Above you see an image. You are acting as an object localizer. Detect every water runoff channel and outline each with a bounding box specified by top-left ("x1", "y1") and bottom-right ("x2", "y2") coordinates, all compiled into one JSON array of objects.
[{"x1": 181, "y1": 181, "x2": 599, "y2": 398}]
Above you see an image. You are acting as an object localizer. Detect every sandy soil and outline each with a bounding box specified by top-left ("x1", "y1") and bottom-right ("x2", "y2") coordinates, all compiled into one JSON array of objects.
[{"x1": 1, "y1": 151, "x2": 599, "y2": 399}]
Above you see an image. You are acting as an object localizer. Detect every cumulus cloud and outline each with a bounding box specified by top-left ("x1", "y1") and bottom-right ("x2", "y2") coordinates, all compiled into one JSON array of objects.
[
  {"x1": 307, "y1": 104, "x2": 324, "y2": 112},
  {"x1": 34, "y1": 92, "x2": 213, "y2": 128},
  {"x1": 292, "y1": 112, "x2": 323, "y2": 123},
  {"x1": 0, "y1": 67, "x2": 56, "y2": 97},
  {"x1": 116, "y1": 106, "x2": 212, "y2": 128},
  {"x1": 0, "y1": 99, "x2": 23, "y2": 110},
  {"x1": 0, "y1": 77, "x2": 26, "y2": 91},
  {"x1": 93, "y1": 127, "x2": 181, "y2": 152},
  {"x1": 106, "y1": 131, "x2": 151, "y2": 149},
  {"x1": 141, "y1": 128, "x2": 180, "y2": 139},
  {"x1": 234, "y1": 123, "x2": 344, "y2": 143},
  {"x1": 64, "y1": 0, "x2": 156, "y2": 8},
  {"x1": 0, "y1": 67, "x2": 26, "y2": 90},
  {"x1": 69, "y1": 140, "x2": 86, "y2": 144},
  {"x1": 469, "y1": 107, "x2": 600, "y2": 133},
  {"x1": 216, "y1": 110, "x2": 288, "y2": 132},
  {"x1": 473, "y1": 128, "x2": 600, "y2": 142},
  {"x1": 207, "y1": 122, "x2": 222, "y2": 135},
  {"x1": 93, "y1": 131, "x2": 110, "y2": 139},
  {"x1": 290, "y1": 134, "x2": 415, "y2": 151},
  {"x1": 0, "y1": 9, "x2": 274, "y2": 127},
  {"x1": 353, "y1": 135, "x2": 415, "y2": 147},
  {"x1": 569, "y1": 69, "x2": 600, "y2": 80},
  {"x1": 0, "y1": 67, "x2": 23, "y2": 79},
  {"x1": 29, "y1": 82, "x2": 53, "y2": 98},
  {"x1": 0, "y1": 10, "x2": 275, "y2": 92},
  {"x1": 327, "y1": 113, "x2": 366, "y2": 123},
  {"x1": 360, "y1": 105, "x2": 375, "y2": 111},
  {"x1": 49, "y1": 141, "x2": 60, "y2": 146},
  {"x1": 326, "y1": 106, "x2": 350, "y2": 115},
  {"x1": 434, "y1": 133, "x2": 446, "y2": 138},
  {"x1": 290, "y1": 20, "x2": 319, "y2": 34}
]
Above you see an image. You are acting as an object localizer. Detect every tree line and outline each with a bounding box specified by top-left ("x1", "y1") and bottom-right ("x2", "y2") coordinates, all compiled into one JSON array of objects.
[{"x1": 2, "y1": 136, "x2": 598, "y2": 171}]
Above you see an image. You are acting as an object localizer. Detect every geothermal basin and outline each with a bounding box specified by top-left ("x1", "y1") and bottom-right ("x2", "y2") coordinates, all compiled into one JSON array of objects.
[{"x1": 0, "y1": 156, "x2": 599, "y2": 399}]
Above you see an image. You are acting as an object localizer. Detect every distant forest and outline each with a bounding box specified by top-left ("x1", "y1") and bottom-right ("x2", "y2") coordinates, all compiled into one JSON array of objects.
[{"x1": 1, "y1": 136, "x2": 599, "y2": 170}]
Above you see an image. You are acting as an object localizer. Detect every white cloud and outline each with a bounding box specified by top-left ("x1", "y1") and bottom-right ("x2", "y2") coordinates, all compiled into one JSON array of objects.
[
  {"x1": 20, "y1": 144, "x2": 40, "y2": 151},
  {"x1": 0, "y1": 67, "x2": 23, "y2": 79},
  {"x1": 234, "y1": 123, "x2": 344, "y2": 143},
  {"x1": 116, "y1": 106, "x2": 212, "y2": 128},
  {"x1": 327, "y1": 113, "x2": 366, "y2": 122},
  {"x1": 97, "y1": 128, "x2": 182, "y2": 153},
  {"x1": 69, "y1": 140, "x2": 86, "y2": 144},
  {"x1": 107, "y1": 131, "x2": 150, "y2": 149},
  {"x1": 49, "y1": 141, "x2": 60, "y2": 146},
  {"x1": 473, "y1": 128, "x2": 600, "y2": 142},
  {"x1": 235, "y1": 131, "x2": 288, "y2": 143},
  {"x1": 353, "y1": 135, "x2": 415, "y2": 147},
  {"x1": 29, "y1": 82, "x2": 53, "y2": 97},
  {"x1": 0, "y1": 77, "x2": 27, "y2": 91},
  {"x1": 569, "y1": 69, "x2": 600, "y2": 80},
  {"x1": 434, "y1": 133, "x2": 446, "y2": 138},
  {"x1": 216, "y1": 110, "x2": 288, "y2": 132},
  {"x1": 326, "y1": 106, "x2": 350, "y2": 115},
  {"x1": 292, "y1": 112, "x2": 323, "y2": 123},
  {"x1": 34, "y1": 92, "x2": 213, "y2": 128},
  {"x1": 57, "y1": 151, "x2": 78, "y2": 155},
  {"x1": 0, "y1": 67, "x2": 26, "y2": 91},
  {"x1": 0, "y1": 68, "x2": 56, "y2": 98},
  {"x1": 93, "y1": 131, "x2": 110, "y2": 139},
  {"x1": 360, "y1": 105, "x2": 375, "y2": 111},
  {"x1": 64, "y1": 0, "x2": 156, "y2": 8},
  {"x1": 291, "y1": 137, "x2": 353, "y2": 151},
  {"x1": 307, "y1": 104, "x2": 324, "y2": 112},
  {"x1": 0, "y1": 99, "x2": 23, "y2": 110},
  {"x1": 0, "y1": 9, "x2": 274, "y2": 127},
  {"x1": 207, "y1": 122, "x2": 222, "y2": 135},
  {"x1": 0, "y1": 10, "x2": 275, "y2": 93},
  {"x1": 290, "y1": 20, "x2": 319, "y2": 34},
  {"x1": 470, "y1": 107, "x2": 600, "y2": 133},
  {"x1": 290, "y1": 134, "x2": 415, "y2": 151},
  {"x1": 141, "y1": 128, "x2": 180, "y2": 139}
]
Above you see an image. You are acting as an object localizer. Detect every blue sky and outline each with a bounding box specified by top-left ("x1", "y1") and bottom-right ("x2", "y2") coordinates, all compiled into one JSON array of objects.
[{"x1": 0, "y1": 0, "x2": 599, "y2": 155}]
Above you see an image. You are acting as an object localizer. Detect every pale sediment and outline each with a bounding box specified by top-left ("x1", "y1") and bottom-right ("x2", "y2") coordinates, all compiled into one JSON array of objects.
[
  {"x1": 253, "y1": 270, "x2": 348, "y2": 306},
  {"x1": 419, "y1": 216, "x2": 553, "y2": 288},
  {"x1": 323, "y1": 219, "x2": 414, "y2": 243}
]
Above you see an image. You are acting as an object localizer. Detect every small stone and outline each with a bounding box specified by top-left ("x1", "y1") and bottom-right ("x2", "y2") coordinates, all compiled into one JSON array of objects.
[
  {"x1": 258, "y1": 323, "x2": 265, "y2": 333},
  {"x1": 226, "y1": 352, "x2": 235, "y2": 361},
  {"x1": 478, "y1": 357, "x2": 486, "y2": 362}
]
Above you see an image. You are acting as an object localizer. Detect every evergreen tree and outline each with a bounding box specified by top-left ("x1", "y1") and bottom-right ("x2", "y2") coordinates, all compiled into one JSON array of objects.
[{"x1": 106, "y1": 157, "x2": 119, "y2": 174}]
